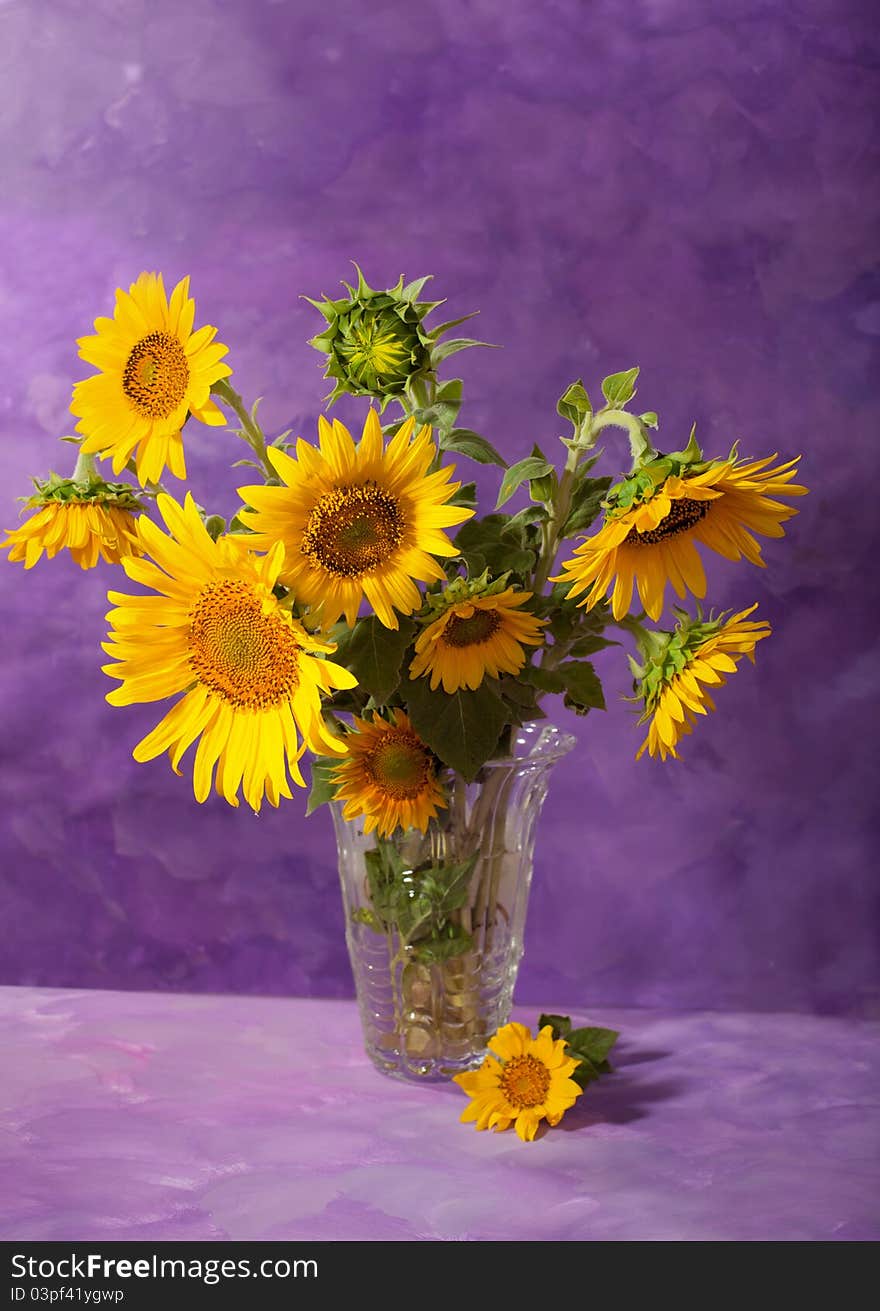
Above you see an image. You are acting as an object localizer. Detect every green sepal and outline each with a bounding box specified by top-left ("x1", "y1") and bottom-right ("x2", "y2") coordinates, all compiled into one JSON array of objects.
[
  {"x1": 430, "y1": 337, "x2": 497, "y2": 365},
  {"x1": 27, "y1": 470, "x2": 143, "y2": 512}
]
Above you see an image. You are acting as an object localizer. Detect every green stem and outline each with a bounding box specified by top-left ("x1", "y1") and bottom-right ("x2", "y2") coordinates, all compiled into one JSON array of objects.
[
  {"x1": 212, "y1": 378, "x2": 276, "y2": 481},
  {"x1": 532, "y1": 441, "x2": 581, "y2": 596},
  {"x1": 591, "y1": 409, "x2": 655, "y2": 470},
  {"x1": 613, "y1": 612, "x2": 667, "y2": 662},
  {"x1": 71, "y1": 448, "x2": 97, "y2": 484}
]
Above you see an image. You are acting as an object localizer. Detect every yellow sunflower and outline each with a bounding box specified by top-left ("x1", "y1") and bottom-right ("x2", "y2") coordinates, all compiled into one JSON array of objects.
[
  {"x1": 330, "y1": 709, "x2": 446, "y2": 837},
  {"x1": 102, "y1": 493, "x2": 356, "y2": 812},
  {"x1": 2, "y1": 480, "x2": 141, "y2": 570},
  {"x1": 71, "y1": 272, "x2": 232, "y2": 486},
  {"x1": 236, "y1": 409, "x2": 473, "y2": 630},
  {"x1": 409, "y1": 581, "x2": 546, "y2": 692},
  {"x1": 453, "y1": 1022, "x2": 583, "y2": 1142},
  {"x1": 635, "y1": 604, "x2": 771, "y2": 761},
  {"x1": 554, "y1": 453, "x2": 807, "y2": 621}
]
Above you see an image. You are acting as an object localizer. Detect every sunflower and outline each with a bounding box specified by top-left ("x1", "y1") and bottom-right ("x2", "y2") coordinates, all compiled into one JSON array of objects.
[
  {"x1": 409, "y1": 579, "x2": 546, "y2": 692},
  {"x1": 330, "y1": 710, "x2": 446, "y2": 837},
  {"x1": 453, "y1": 1022, "x2": 583, "y2": 1141},
  {"x1": 71, "y1": 272, "x2": 232, "y2": 486},
  {"x1": 634, "y1": 604, "x2": 771, "y2": 761},
  {"x1": 102, "y1": 493, "x2": 356, "y2": 811},
  {"x1": 236, "y1": 409, "x2": 473, "y2": 630},
  {"x1": 2, "y1": 475, "x2": 141, "y2": 571},
  {"x1": 553, "y1": 453, "x2": 807, "y2": 621}
]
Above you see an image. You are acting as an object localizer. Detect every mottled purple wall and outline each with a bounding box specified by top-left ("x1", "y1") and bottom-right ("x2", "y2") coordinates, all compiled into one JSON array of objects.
[{"x1": 1, "y1": 0, "x2": 877, "y2": 1014}]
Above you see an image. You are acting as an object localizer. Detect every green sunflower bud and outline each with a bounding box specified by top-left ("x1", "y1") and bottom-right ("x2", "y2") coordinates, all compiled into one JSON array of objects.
[{"x1": 305, "y1": 265, "x2": 489, "y2": 412}]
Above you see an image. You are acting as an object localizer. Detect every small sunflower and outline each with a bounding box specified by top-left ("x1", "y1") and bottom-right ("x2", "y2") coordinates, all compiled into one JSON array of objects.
[
  {"x1": 330, "y1": 709, "x2": 446, "y2": 837},
  {"x1": 102, "y1": 493, "x2": 356, "y2": 811},
  {"x1": 236, "y1": 409, "x2": 473, "y2": 630},
  {"x1": 453, "y1": 1022, "x2": 583, "y2": 1142},
  {"x1": 2, "y1": 472, "x2": 142, "y2": 570},
  {"x1": 634, "y1": 604, "x2": 771, "y2": 761},
  {"x1": 409, "y1": 578, "x2": 546, "y2": 693},
  {"x1": 71, "y1": 272, "x2": 232, "y2": 486},
  {"x1": 554, "y1": 452, "x2": 807, "y2": 621}
]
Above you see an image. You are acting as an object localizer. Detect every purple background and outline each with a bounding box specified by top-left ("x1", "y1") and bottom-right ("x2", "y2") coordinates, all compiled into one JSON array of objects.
[{"x1": 1, "y1": 0, "x2": 877, "y2": 1015}]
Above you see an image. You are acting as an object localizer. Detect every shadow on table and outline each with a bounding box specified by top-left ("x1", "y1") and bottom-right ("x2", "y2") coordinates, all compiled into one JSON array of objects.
[{"x1": 555, "y1": 1041, "x2": 682, "y2": 1131}]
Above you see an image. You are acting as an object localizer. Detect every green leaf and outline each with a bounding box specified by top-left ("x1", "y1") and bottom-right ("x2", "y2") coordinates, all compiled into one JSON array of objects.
[
  {"x1": 496, "y1": 456, "x2": 554, "y2": 509},
  {"x1": 558, "y1": 660, "x2": 606, "y2": 714},
  {"x1": 567, "y1": 633, "x2": 618, "y2": 657},
  {"x1": 203, "y1": 514, "x2": 226, "y2": 541},
  {"x1": 538, "y1": 1013, "x2": 572, "y2": 1039},
  {"x1": 428, "y1": 311, "x2": 480, "y2": 338},
  {"x1": 351, "y1": 907, "x2": 384, "y2": 933},
  {"x1": 454, "y1": 515, "x2": 536, "y2": 580},
  {"x1": 306, "y1": 757, "x2": 339, "y2": 816},
  {"x1": 561, "y1": 476, "x2": 612, "y2": 537},
  {"x1": 412, "y1": 923, "x2": 473, "y2": 963},
  {"x1": 501, "y1": 504, "x2": 550, "y2": 535},
  {"x1": 496, "y1": 675, "x2": 545, "y2": 725},
  {"x1": 521, "y1": 665, "x2": 566, "y2": 695},
  {"x1": 601, "y1": 367, "x2": 640, "y2": 407},
  {"x1": 332, "y1": 616, "x2": 417, "y2": 703},
  {"x1": 639, "y1": 411, "x2": 659, "y2": 429},
  {"x1": 440, "y1": 428, "x2": 507, "y2": 468},
  {"x1": 404, "y1": 680, "x2": 509, "y2": 781},
  {"x1": 556, "y1": 380, "x2": 592, "y2": 426},
  {"x1": 528, "y1": 443, "x2": 556, "y2": 502},
  {"x1": 450, "y1": 480, "x2": 478, "y2": 509},
  {"x1": 566, "y1": 1025, "x2": 620, "y2": 1065},
  {"x1": 431, "y1": 337, "x2": 496, "y2": 364}
]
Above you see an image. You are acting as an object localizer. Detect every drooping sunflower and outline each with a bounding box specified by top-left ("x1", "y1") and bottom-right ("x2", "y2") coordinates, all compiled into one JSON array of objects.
[
  {"x1": 2, "y1": 474, "x2": 141, "y2": 570},
  {"x1": 453, "y1": 1022, "x2": 583, "y2": 1142},
  {"x1": 409, "y1": 579, "x2": 546, "y2": 692},
  {"x1": 634, "y1": 604, "x2": 771, "y2": 761},
  {"x1": 329, "y1": 710, "x2": 446, "y2": 837},
  {"x1": 236, "y1": 409, "x2": 473, "y2": 630},
  {"x1": 71, "y1": 272, "x2": 232, "y2": 486},
  {"x1": 554, "y1": 453, "x2": 807, "y2": 621},
  {"x1": 102, "y1": 493, "x2": 356, "y2": 811}
]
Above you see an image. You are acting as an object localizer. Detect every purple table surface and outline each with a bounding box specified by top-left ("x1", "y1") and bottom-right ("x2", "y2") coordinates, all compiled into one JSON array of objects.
[{"x1": 1, "y1": 987, "x2": 877, "y2": 1242}]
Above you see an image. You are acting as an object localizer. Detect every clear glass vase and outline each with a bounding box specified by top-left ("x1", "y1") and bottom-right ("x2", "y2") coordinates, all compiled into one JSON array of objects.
[{"x1": 331, "y1": 722, "x2": 575, "y2": 1082}]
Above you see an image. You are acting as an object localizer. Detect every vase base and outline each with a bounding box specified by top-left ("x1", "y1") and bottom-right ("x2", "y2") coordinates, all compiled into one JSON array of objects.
[{"x1": 364, "y1": 1044, "x2": 486, "y2": 1084}]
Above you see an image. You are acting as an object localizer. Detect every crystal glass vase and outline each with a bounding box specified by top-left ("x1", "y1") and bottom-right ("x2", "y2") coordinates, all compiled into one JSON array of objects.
[{"x1": 331, "y1": 722, "x2": 575, "y2": 1082}]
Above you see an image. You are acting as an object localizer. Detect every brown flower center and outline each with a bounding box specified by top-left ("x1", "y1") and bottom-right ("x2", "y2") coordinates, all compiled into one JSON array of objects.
[
  {"x1": 500, "y1": 1054, "x2": 551, "y2": 1109},
  {"x1": 625, "y1": 495, "x2": 710, "y2": 545},
  {"x1": 363, "y1": 730, "x2": 432, "y2": 799},
  {"x1": 122, "y1": 331, "x2": 190, "y2": 419},
  {"x1": 188, "y1": 579, "x2": 300, "y2": 708},
  {"x1": 442, "y1": 608, "x2": 501, "y2": 647},
  {"x1": 301, "y1": 481, "x2": 404, "y2": 577}
]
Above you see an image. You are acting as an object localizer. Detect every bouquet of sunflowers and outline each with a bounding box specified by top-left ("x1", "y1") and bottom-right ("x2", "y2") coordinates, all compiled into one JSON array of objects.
[{"x1": 3, "y1": 266, "x2": 806, "y2": 1087}]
